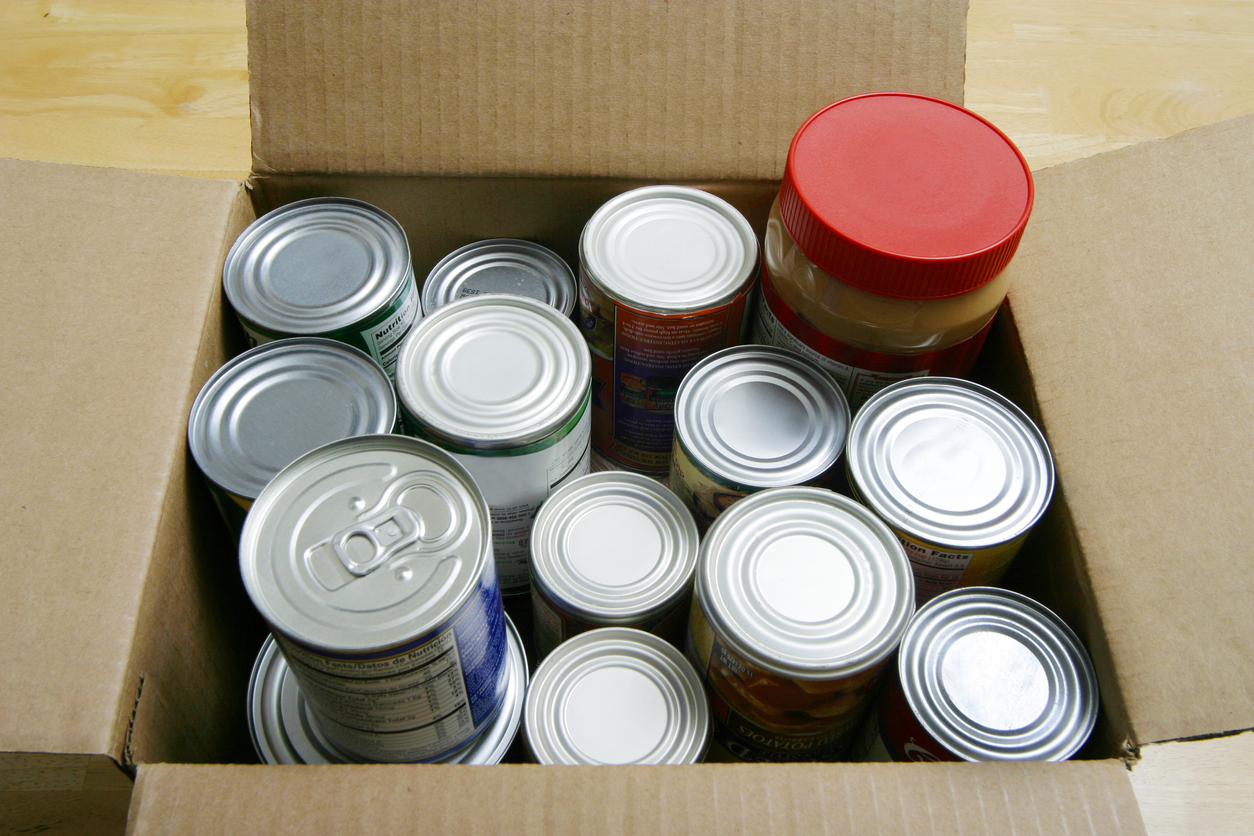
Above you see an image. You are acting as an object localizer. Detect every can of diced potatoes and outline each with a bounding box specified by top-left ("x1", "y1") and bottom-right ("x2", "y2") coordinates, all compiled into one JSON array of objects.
[
  {"x1": 845, "y1": 377, "x2": 1055, "y2": 604},
  {"x1": 247, "y1": 612, "x2": 529, "y2": 765},
  {"x1": 850, "y1": 587, "x2": 1098, "y2": 762},
  {"x1": 528, "y1": 471, "x2": 700, "y2": 661},
  {"x1": 238, "y1": 434, "x2": 509, "y2": 764},
  {"x1": 688, "y1": 487, "x2": 915, "y2": 762},
  {"x1": 524, "y1": 627, "x2": 710, "y2": 765},
  {"x1": 421, "y1": 238, "x2": 577, "y2": 318},
  {"x1": 578, "y1": 186, "x2": 759, "y2": 476},
  {"x1": 669, "y1": 345, "x2": 850, "y2": 531},
  {"x1": 223, "y1": 197, "x2": 421, "y2": 379},
  {"x1": 187, "y1": 338, "x2": 398, "y2": 539},
  {"x1": 394, "y1": 295, "x2": 592, "y2": 595}
]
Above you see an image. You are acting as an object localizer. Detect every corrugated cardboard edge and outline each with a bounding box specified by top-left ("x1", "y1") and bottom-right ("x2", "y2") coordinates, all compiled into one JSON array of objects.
[{"x1": 127, "y1": 762, "x2": 1145, "y2": 836}]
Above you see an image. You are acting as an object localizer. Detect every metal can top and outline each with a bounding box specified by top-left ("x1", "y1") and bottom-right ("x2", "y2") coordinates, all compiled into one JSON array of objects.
[
  {"x1": 421, "y1": 238, "x2": 577, "y2": 318},
  {"x1": 846, "y1": 377, "x2": 1055, "y2": 549},
  {"x1": 897, "y1": 587, "x2": 1099, "y2": 761},
  {"x1": 223, "y1": 197, "x2": 413, "y2": 335},
  {"x1": 674, "y1": 345, "x2": 850, "y2": 488},
  {"x1": 579, "y1": 185, "x2": 758, "y2": 313},
  {"x1": 530, "y1": 472, "x2": 699, "y2": 623},
  {"x1": 248, "y1": 613, "x2": 528, "y2": 765},
  {"x1": 187, "y1": 338, "x2": 397, "y2": 500},
  {"x1": 239, "y1": 434, "x2": 491, "y2": 653},
  {"x1": 524, "y1": 627, "x2": 710, "y2": 765},
  {"x1": 395, "y1": 295, "x2": 591, "y2": 450},
  {"x1": 697, "y1": 487, "x2": 914, "y2": 679}
]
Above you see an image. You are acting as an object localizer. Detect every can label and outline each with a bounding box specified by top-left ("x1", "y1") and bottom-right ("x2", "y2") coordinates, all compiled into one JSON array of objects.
[
  {"x1": 530, "y1": 584, "x2": 690, "y2": 662},
  {"x1": 849, "y1": 673, "x2": 956, "y2": 763},
  {"x1": 581, "y1": 275, "x2": 749, "y2": 474},
  {"x1": 753, "y1": 270, "x2": 993, "y2": 411},
  {"x1": 205, "y1": 480, "x2": 253, "y2": 541},
  {"x1": 686, "y1": 597, "x2": 883, "y2": 762}
]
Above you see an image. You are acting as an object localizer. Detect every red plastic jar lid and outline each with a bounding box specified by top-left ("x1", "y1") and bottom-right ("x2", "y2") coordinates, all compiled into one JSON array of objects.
[{"x1": 779, "y1": 93, "x2": 1034, "y2": 300}]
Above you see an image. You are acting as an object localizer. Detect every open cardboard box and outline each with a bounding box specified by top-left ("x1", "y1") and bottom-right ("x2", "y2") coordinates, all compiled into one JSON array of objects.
[{"x1": 2, "y1": 1, "x2": 1250, "y2": 833}]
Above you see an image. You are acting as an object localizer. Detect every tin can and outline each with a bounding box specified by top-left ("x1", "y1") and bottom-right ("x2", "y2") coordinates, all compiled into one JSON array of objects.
[
  {"x1": 578, "y1": 186, "x2": 759, "y2": 475},
  {"x1": 529, "y1": 472, "x2": 700, "y2": 661},
  {"x1": 186, "y1": 337, "x2": 398, "y2": 539},
  {"x1": 669, "y1": 345, "x2": 850, "y2": 531},
  {"x1": 845, "y1": 377, "x2": 1055, "y2": 604},
  {"x1": 421, "y1": 238, "x2": 577, "y2": 318},
  {"x1": 394, "y1": 295, "x2": 592, "y2": 595},
  {"x1": 223, "y1": 197, "x2": 421, "y2": 379},
  {"x1": 688, "y1": 487, "x2": 915, "y2": 762},
  {"x1": 238, "y1": 434, "x2": 509, "y2": 764},
  {"x1": 524, "y1": 627, "x2": 710, "y2": 764},
  {"x1": 248, "y1": 612, "x2": 529, "y2": 765},
  {"x1": 851, "y1": 587, "x2": 1098, "y2": 762}
]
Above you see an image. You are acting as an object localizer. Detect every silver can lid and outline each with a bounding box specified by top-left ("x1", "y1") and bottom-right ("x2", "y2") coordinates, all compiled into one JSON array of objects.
[
  {"x1": 674, "y1": 345, "x2": 850, "y2": 488},
  {"x1": 898, "y1": 587, "x2": 1099, "y2": 761},
  {"x1": 187, "y1": 338, "x2": 397, "y2": 500},
  {"x1": 530, "y1": 472, "x2": 699, "y2": 623},
  {"x1": 239, "y1": 434, "x2": 491, "y2": 653},
  {"x1": 248, "y1": 613, "x2": 529, "y2": 764},
  {"x1": 395, "y1": 295, "x2": 591, "y2": 449},
  {"x1": 847, "y1": 378, "x2": 1055, "y2": 550},
  {"x1": 579, "y1": 186, "x2": 758, "y2": 312},
  {"x1": 524, "y1": 627, "x2": 709, "y2": 765},
  {"x1": 224, "y1": 197, "x2": 413, "y2": 335},
  {"x1": 421, "y1": 238, "x2": 577, "y2": 317},
  {"x1": 696, "y1": 487, "x2": 914, "y2": 679}
]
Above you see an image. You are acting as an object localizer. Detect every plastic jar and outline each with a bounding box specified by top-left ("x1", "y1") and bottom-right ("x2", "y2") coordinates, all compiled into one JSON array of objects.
[{"x1": 752, "y1": 93, "x2": 1033, "y2": 411}]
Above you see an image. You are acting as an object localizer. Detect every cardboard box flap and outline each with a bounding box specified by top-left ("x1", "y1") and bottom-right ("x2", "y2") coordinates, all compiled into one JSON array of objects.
[
  {"x1": 0, "y1": 158, "x2": 247, "y2": 761},
  {"x1": 246, "y1": 0, "x2": 967, "y2": 179},
  {"x1": 1007, "y1": 113, "x2": 1254, "y2": 747},
  {"x1": 127, "y1": 762, "x2": 1145, "y2": 835}
]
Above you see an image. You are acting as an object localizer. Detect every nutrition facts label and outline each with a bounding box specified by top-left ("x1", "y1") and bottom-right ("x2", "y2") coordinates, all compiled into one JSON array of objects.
[{"x1": 363, "y1": 279, "x2": 420, "y2": 378}]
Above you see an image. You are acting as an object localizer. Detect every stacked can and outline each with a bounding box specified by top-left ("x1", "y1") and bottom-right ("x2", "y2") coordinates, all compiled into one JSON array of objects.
[
  {"x1": 578, "y1": 186, "x2": 759, "y2": 476},
  {"x1": 394, "y1": 295, "x2": 592, "y2": 595},
  {"x1": 528, "y1": 471, "x2": 700, "y2": 661},
  {"x1": 421, "y1": 238, "x2": 577, "y2": 318},
  {"x1": 187, "y1": 338, "x2": 398, "y2": 539},
  {"x1": 669, "y1": 345, "x2": 850, "y2": 531},
  {"x1": 845, "y1": 377, "x2": 1055, "y2": 604},
  {"x1": 688, "y1": 488, "x2": 915, "y2": 761},
  {"x1": 238, "y1": 435, "x2": 509, "y2": 763},
  {"x1": 222, "y1": 197, "x2": 422, "y2": 380}
]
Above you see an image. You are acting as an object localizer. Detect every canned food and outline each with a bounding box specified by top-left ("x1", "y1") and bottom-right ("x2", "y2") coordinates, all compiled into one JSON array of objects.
[
  {"x1": 670, "y1": 345, "x2": 850, "y2": 531},
  {"x1": 223, "y1": 197, "x2": 421, "y2": 378},
  {"x1": 524, "y1": 627, "x2": 710, "y2": 764},
  {"x1": 248, "y1": 613, "x2": 529, "y2": 765},
  {"x1": 845, "y1": 377, "x2": 1055, "y2": 604},
  {"x1": 578, "y1": 186, "x2": 759, "y2": 475},
  {"x1": 529, "y1": 472, "x2": 699, "y2": 661},
  {"x1": 239, "y1": 434, "x2": 509, "y2": 764},
  {"x1": 186, "y1": 338, "x2": 398, "y2": 539},
  {"x1": 395, "y1": 295, "x2": 592, "y2": 595},
  {"x1": 852, "y1": 587, "x2": 1098, "y2": 762},
  {"x1": 421, "y1": 238, "x2": 577, "y2": 318},
  {"x1": 688, "y1": 487, "x2": 914, "y2": 762}
]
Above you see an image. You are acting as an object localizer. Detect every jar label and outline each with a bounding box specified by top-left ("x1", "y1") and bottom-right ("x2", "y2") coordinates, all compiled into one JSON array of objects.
[{"x1": 753, "y1": 271, "x2": 994, "y2": 411}]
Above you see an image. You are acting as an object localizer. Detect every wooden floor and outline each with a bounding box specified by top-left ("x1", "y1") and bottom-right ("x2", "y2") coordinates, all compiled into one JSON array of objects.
[{"x1": 3, "y1": 2, "x2": 1253, "y2": 834}]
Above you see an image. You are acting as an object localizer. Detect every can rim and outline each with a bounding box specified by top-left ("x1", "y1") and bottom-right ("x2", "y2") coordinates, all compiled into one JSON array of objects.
[{"x1": 420, "y1": 238, "x2": 577, "y2": 317}]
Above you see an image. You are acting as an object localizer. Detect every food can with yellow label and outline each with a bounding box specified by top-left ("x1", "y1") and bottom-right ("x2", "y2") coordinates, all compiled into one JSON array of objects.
[{"x1": 845, "y1": 377, "x2": 1055, "y2": 604}]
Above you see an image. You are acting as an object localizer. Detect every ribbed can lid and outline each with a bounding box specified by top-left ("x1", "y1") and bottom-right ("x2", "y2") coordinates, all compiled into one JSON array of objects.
[
  {"x1": 421, "y1": 238, "x2": 576, "y2": 317},
  {"x1": 524, "y1": 628, "x2": 710, "y2": 765},
  {"x1": 187, "y1": 338, "x2": 397, "y2": 500},
  {"x1": 696, "y1": 487, "x2": 914, "y2": 679},
  {"x1": 897, "y1": 587, "x2": 1099, "y2": 761},
  {"x1": 530, "y1": 472, "x2": 699, "y2": 623},
  {"x1": 779, "y1": 93, "x2": 1033, "y2": 300},
  {"x1": 674, "y1": 345, "x2": 850, "y2": 488}
]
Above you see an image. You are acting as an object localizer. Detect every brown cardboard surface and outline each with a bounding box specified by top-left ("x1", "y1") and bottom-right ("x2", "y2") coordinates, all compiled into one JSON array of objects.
[
  {"x1": 126, "y1": 761, "x2": 1145, "y2": 836},
  {"x1": 1006, "y1": 113, "x2": 1254, "y2": 747},
  {"x1": 246, "y1": 0, "x2": 966, "y2": 179}
]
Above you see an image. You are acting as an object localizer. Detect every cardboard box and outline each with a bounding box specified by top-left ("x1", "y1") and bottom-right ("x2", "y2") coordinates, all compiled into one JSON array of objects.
[{"x1": 2, "y1": 1, "x2": 1250, "y2": 833}]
